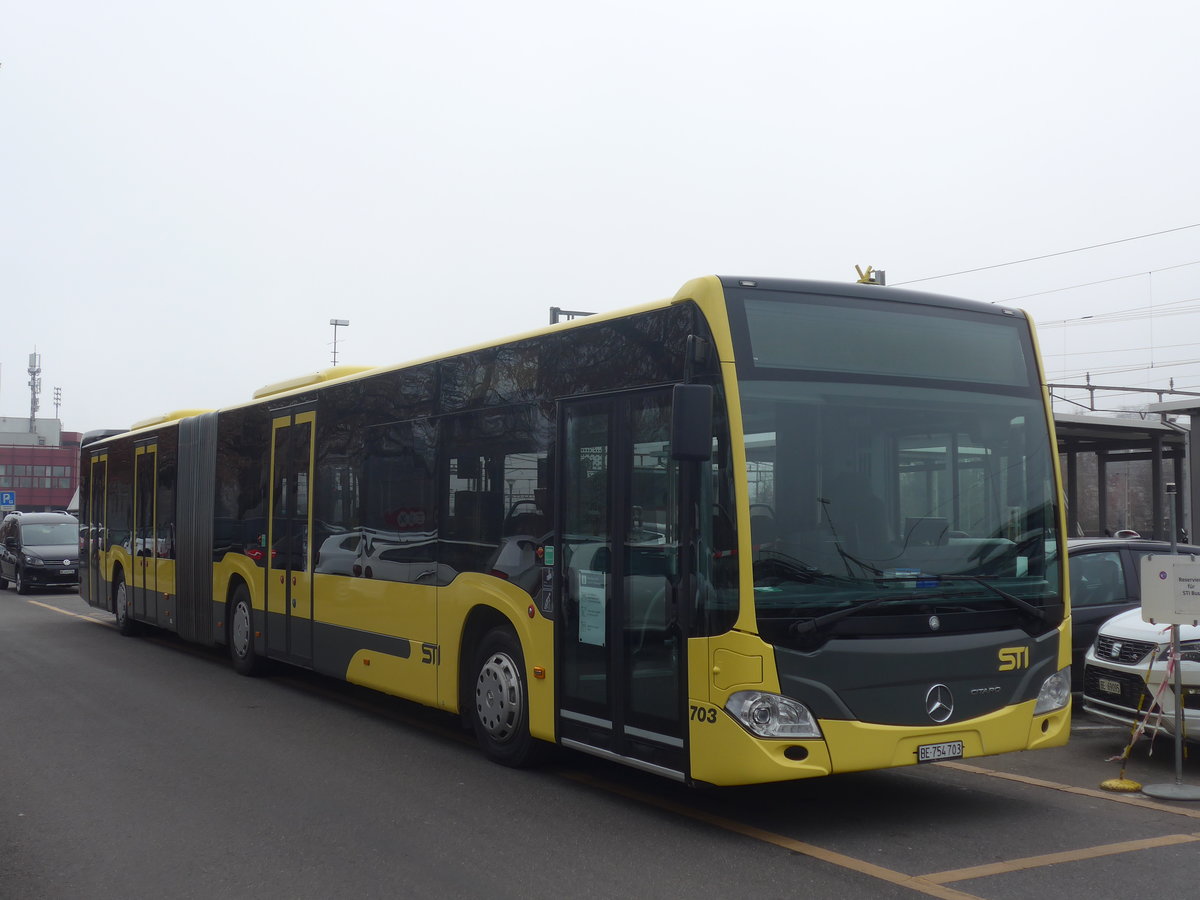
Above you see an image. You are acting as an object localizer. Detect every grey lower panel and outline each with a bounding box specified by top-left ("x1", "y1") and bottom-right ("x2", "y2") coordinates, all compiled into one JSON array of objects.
[
  {"x1": 261, "y1": 610, "x2": 413, "y2": 675},
  {"x1": 776, "y1": 626, "x2": 1061, "y2": 725},
  {"x1": 560, "y1": 738, "x2": 686, "y2": 782}
]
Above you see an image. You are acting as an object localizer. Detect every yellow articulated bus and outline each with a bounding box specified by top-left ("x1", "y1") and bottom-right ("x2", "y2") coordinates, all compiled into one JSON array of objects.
[{"x1": 79, "y1": 276, "x2": 1071, "y2": 786}]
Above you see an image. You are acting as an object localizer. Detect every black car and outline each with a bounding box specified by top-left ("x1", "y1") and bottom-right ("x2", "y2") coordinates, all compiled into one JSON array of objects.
[
  {"x1": 0, "y1": 511, "x2": 81, "y2": 594},
  {"x1": 1049, "y1": 536, "x2": 1200, "y2": 686}
]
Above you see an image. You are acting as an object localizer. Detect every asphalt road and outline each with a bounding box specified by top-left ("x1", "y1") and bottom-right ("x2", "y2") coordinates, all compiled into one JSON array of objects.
[{"x1": 3, "y1": 591, "x2": 1198, "y2": 900}]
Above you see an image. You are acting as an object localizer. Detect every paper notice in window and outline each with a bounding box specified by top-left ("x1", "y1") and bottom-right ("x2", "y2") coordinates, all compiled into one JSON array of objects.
[{"x1": 578, "y1": 569, "x2": 607, "y2": 646}]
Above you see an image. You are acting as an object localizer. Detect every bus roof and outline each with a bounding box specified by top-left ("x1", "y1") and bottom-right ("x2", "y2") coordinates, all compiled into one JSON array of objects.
[{"x1": 88, "y1": 276, "x2": 1024, "y2": 440}]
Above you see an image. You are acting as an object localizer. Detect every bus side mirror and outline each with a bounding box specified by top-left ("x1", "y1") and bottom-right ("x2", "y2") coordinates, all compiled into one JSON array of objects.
[{"x1": 671, "y1": 384, "x2": 713, "y2": 461}]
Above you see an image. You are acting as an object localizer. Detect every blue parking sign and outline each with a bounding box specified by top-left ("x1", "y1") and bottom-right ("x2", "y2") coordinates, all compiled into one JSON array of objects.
[{"x1": 0, "y1": 491, "x2": 15, "y2": 507}]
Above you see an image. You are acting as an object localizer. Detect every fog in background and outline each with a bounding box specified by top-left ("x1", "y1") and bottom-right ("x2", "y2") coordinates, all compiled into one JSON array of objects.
[{"x1": 3, "y1": 2, "x2": 1198, "y2": 434}]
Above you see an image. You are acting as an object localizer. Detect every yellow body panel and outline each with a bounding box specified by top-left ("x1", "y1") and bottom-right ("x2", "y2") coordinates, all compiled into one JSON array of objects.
[
  {"x1": 688, "y1": 632, "x2": 836, "y2": 784},
  {"x1": 105, "y1": 546, "x2": 133, "y2": 592},
  {"x1": 346, "y1": 647, "x2": 439, "y2": 707},
  {"x1": 213, "y1": 554, "x2": 263, "y2": 612},
  {"x1": 314, "y1": 575, "x2": 438, "y2": 643},
  {"x1": 322, "y1": 575, "x2": 439, "y2": 706},
  {"x1": 696, "y1": 630, "x2": 780, "y2": 705},
  {"x1": 688, "y1": 630, "x2": 1069, "y2": 784},
  {"x1": 689, "y1": 706, "x2": 834, "y2": 785},
  {"x1": 155, "y1": 559, "x2": 175, "y2": 605},
  {"x1": 1024, "y1": 311, "x2": 1075, "y2": 674},
  {"x1": 434, "y1": 574, "x2": 557, "y2": 742},
  {"x1": 820, "y1": 699, "x2": 1070, "y2": 774}
]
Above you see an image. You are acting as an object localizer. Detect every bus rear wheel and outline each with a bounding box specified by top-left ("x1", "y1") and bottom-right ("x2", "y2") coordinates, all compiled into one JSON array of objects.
[
  {"x1": 471, "y1": 627, "x2": 538, "y2": 767},
  {"x1": 114, "y1": 573, "x2": 138, "y2": 636}
]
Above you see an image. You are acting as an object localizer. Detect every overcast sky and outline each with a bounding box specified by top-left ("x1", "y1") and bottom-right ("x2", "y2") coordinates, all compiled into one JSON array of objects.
[{"x1": 3, "y1": 1, "x2": 1199, "y2": 436}]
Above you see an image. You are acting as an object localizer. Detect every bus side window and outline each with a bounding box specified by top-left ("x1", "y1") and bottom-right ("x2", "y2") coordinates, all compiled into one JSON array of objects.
[{"x1": 442, "y1": 407, "x2": 552, "y2": 594}]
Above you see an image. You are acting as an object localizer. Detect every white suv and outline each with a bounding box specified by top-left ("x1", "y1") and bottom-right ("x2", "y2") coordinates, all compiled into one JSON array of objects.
[{"x1": 1082, "y1": 609, "x2": 1200, "y2": 739}]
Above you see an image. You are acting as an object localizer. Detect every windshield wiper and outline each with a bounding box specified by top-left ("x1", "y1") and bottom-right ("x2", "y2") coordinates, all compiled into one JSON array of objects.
[
  {"x1": 790, "y1": 590, "x2": 938, "y2": 636},
  {"x1": 935, "y1": 575, "x2": 1048, "y2": 621},
  {"x1": 753, "y1": 554, "x2": 851, "y2": 585},
  {"x1": 789, "y1": 575, "x2": 1050, "y2": 637}
]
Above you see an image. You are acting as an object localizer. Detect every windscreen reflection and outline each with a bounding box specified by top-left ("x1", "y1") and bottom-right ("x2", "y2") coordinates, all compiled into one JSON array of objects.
[{"x1": 740, "y1": 379, "x2": 1061, "y2": 633}]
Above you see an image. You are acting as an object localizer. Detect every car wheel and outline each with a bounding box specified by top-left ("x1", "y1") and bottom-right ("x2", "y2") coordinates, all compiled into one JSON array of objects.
[
  {"x1": 0, "y1": 570, "x2": 8, "y2": 590},
  {"x1": 228, "y1": 584, "x2": 262, "y2": 676},
  {"x1": 114, "y1": 573, "x2": 138, "y2": 635},
  {"x1": 15, "y1": 568, "x2": 29, "y2": 595},
  {"x1": 471, "y1": 626, "x2": 541, "y2": 767}
]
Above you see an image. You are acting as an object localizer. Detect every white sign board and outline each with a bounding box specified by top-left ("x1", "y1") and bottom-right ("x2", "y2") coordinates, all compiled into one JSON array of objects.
[
  {"x1": 577, "y1": 569, "x2": 607, "y2": 646},
  {"x1": 1140, "y1": 554, "x2": 1200, "y2": 625}
]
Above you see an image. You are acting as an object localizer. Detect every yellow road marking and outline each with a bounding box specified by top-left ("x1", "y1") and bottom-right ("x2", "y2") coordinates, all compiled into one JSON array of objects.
[
  {"x1": 25, "y1": 598, "x2": 113, "y2": 626},
  {"x1": 31, "y1": 597, "x2": 1200, "y2": 897},
  {"x1": 923, "y1": 832, "x2": 1200, "y2": 884},
  {"x1": 565, "y1": 760, "x2": 1200, "y2": 898},
  {"x1": 563, "y1": 771, "x2": 986, "y2": 900},
  {"x1": 940, "y1": 761, "x2": 1200, "y2": 820}
]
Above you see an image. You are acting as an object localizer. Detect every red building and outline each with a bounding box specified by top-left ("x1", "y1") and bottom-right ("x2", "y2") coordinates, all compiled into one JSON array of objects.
[{"x1": 0, "y1": 418, "x2": 81, "y2": 512}]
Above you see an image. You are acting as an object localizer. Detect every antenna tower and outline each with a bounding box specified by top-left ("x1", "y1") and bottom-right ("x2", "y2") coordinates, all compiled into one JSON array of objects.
[{"x1": 28, "y1": 351, "x2": 41, "y2": 434}]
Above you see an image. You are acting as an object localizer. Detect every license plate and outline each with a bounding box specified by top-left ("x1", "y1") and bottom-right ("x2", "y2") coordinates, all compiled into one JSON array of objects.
[
  {"x1": 1097, "y1": 677, "x2": 1123, "y2": 695},
  {"x1": 918, "y1": 740, "x2": 964, "y2": 763},
  {"x1": 60, "y1": 569, "x2": 73, "y2": 575}
]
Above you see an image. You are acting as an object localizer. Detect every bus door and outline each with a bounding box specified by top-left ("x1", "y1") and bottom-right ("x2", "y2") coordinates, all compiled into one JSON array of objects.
[
  {"x1": 133, "y1": 443, "x2": 158, "y2": 623},
  {"x1": 558, "y1": 390, "x2": 686, "y2": 777},
  {"x1": 267, "y1": 409, "x2": 316, "y2": 666},
  {"x1": 84, "y1": 453, "x2": 108, "y2": 607}
]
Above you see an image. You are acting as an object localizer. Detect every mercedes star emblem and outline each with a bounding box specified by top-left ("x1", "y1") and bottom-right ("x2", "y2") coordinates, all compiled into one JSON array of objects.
[{"x1": 926, "y1": 683, "x2": 954, "y2": 723}]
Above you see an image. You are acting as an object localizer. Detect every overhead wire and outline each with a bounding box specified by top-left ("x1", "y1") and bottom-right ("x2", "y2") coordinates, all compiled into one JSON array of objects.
[
  {"x1": 1036, "y1": 296, "x2": 1200, "y2": 327},
  {"x1": 885, "y1": 223, "x2": 1200, "y2": 410},
  {"x1": 893, "y1": 222, "x2": 1200, "y2": 286},
  {"x1": 1043, "y1": 341, "x2": 1200, "y2": 360},
  {"x1": 997, "y1": 259, "x2": 1200, "y2": 303}
]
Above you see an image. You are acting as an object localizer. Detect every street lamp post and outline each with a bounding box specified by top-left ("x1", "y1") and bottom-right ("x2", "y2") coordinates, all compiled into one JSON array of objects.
[{"x1": 330, "y1": 319, "x2": 350, "y2": 366}]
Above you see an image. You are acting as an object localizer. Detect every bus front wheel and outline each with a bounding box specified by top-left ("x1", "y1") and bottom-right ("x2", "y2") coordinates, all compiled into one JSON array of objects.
[
  {"x1": 471, "y1": 627, "x2": 538, "y2": 767},
  {"x1": 229, "y1": 586, "x2": 262, "y2": 676}
]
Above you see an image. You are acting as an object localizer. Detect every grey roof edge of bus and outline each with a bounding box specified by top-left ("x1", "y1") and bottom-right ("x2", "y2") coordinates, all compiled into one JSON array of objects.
[
  {"x1": 81, "y1": 275, "x2": 1024, "y2": 447},
  {"x1": 81, "y1": 428, "x2": 129, "y2": 448},
  {"x1": 717, "y1": 275, "x2": 1026, "y2": 318},
  {"x1": 80, "y1": 281, "x2": 689, "y2": 444}
]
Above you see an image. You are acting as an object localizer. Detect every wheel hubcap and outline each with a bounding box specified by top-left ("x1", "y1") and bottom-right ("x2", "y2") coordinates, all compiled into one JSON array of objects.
[
  {"x1": 232, "y1": 602, "x2": 250, "y2": 657},
  {"x1": 115, "y1": 583, "x2": 126, "y2": 623},
  {"x1": 476, "y1": 651, "x2": 521, "y2": 741}
]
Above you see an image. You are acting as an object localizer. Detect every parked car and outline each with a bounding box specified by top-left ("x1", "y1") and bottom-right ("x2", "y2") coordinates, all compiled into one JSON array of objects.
[
  {"x1": 1049, "y1": 537, "x2": 1200, "y2": 687},
  {"x1": 0, "y1": 511, "x2": 82, "y2": 594},
  {"x1": 1081, "y1": 609, "x2": 1200, "y2": 740}
]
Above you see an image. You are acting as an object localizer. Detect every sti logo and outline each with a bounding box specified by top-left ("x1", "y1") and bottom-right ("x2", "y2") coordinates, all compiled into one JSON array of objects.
[{"x1": 998, "y1": 646, "x2": 1030, "y2": 671}]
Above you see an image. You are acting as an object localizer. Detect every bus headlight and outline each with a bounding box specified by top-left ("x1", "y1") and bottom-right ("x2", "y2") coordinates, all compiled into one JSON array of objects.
[
  {"x1": 725, "y1": 691, "x2": 822, "y2": 739},
  {"x1": 1033, "y1": 668, "x2": 1071, "y2": 714}
]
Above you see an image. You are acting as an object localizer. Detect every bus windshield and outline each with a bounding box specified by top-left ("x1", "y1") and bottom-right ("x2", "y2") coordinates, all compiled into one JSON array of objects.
[{"x1": 733, "y1": 291, "x2": 1062, "y2": 642}]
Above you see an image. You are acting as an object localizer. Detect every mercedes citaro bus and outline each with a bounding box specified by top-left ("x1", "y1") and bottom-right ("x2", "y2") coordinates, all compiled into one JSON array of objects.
[{"x1": 79, "y1": 276, "x2": 1070, "y2": 785}]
